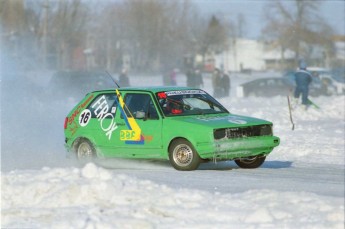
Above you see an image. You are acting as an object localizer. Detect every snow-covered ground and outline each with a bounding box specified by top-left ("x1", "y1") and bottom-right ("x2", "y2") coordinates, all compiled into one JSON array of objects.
[{"x1": 1, "y1": 72, "x2": 344, "y2": 228}]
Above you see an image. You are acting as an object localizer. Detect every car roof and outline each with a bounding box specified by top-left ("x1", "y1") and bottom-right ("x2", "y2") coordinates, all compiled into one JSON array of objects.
[
  {"x1": 307, "y1": 67, "x2": 330, "y2": 72},
  {"x1": 241, "y1": 77, "x2": 288, "y2": 85},
  {"x1": 91, "y1": 86, "x2": 198, "y2": 94}
]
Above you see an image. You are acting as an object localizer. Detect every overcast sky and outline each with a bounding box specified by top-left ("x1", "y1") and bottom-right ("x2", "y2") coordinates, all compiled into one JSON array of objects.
[{"x1": 194, "y1": 0, "x2": 345, "y2": 39}]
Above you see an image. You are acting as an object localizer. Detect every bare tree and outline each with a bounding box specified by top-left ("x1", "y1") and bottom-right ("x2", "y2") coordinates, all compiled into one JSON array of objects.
[
  {"x1": 1, "y1": 0, "x2": 91, "y2": 70},
  {"x1": 1, "y1": 0, "x2": 49, "y2": 70},
  {"x1": 49, "y1": 0, "x2": 90, "y2": 70},
  {"x1": 262, "y1": 0, "x2": 335, "y2": 68},
  {"x1": 1, "y1": 0, "x2": 213, "y2": 74},
  {"x1": 95, "y1": 0, "x2": 199, "y2": 73}
]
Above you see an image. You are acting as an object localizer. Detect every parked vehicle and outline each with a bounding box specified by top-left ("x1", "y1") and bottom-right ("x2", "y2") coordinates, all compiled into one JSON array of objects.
[
  {"x1": 307, "y1": 67, "x2": 345, "y2": 95},
  {"x1": 237, "y1": 77, "x2": 294, "y2": 97},
  {"x1": 284, "y1": 68, "x2": 344, "y2": 96},
  {"x1": 49, "y1": 70, "x2": 115, "y2": 100},
  {"x1": 64, "y1": 87, "x2": 280, "y2": 171}
]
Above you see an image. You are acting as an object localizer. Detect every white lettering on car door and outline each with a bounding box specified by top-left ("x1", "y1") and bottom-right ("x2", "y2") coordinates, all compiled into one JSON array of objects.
[
  {"x1": 101, "y1": 113, "x2": 118, "y2": 140},
  {"x1": 91, "y1": 95, "x2": 118, "y2": 140}
]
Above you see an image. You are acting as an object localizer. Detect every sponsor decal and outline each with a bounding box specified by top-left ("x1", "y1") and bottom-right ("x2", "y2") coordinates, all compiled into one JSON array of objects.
[
  {"x1": 70, "y1": 90, "x2": 150, "y2": 144},
  {"x1": 68, "y1": 94, "x2": 94, "y2": 125},
  {"x1": 115, "y1": 90, "x2": 144, "y2": 144},
  {"x1": 197, "y1": 116, "x2": 229, "y2": 122},
  {"x1": 196, "y1": 116, "x2": 247, "y2": 124},
  {"x1": 91, "y1": 95, "x2": 118, "y2": 140},
  {"x1": 165, "y1": 90, "x2": 206, "y2": 96},
  {"x1": 142, "y1": 135, "x2": 153, "y2": 142},
  {"x1": 227, "y1": 117, "x2": 247, "y2": 124},
  {"x1": 69, "y1": 121, "x2": 79, "y2": 136},
  {"x1": 157, "y1": 92, "x2": 167, "y2": 99}
]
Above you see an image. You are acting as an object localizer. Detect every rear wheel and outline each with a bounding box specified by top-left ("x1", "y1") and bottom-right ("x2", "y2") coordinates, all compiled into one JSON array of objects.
[
  {"x1": 235, "y1": 156, "x2": 266, "y2": 169},
  {"x1": 76, "y1": 138, "x2": 96, "y2": 160},
  {"x1": 169, "y1": 139, "x2": 201, "y2": 171}
]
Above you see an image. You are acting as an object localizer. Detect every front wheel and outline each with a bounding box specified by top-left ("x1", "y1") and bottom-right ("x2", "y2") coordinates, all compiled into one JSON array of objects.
[
  {"x1": 169, "y1": 139, "x2": 201, "y2": 171},
  {"x1": 235, "y1": 156, "x2": 266, "y2": 169}
]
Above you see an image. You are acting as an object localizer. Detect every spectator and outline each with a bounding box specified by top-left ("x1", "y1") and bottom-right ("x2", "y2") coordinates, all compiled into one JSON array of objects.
[
  {"x1": 194, "y1": 68, "x2": 204, "y2": 88},
  {"x1": 162, "y1": 69, "x2": 170, "y2": 86},
  {"x1": 170, "y1": 69, "x2": 177, "y2": 86},
  {"x1": 294, "y1": 61, "x2": 312, "y2": 108},
  {"x1": 119, "y1": 68, "x2": 130, "y2": 87},
  {"x1": 186, "y1": 68, "x2": 194, "y2": 87},
  {"x1": 221, "y1": 71, "x2": 230, "y2": 97},
  {"x1": 212, "y1": 68, "x2": 222, "y2": 98}
]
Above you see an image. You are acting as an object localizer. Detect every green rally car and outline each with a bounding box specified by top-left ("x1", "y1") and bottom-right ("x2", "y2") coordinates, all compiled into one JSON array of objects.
[{"x1": 64, "y1": 87, "x2": 280, "y2": 171}]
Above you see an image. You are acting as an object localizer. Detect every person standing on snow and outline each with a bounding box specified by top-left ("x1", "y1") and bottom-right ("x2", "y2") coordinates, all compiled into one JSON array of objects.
[
  {"x1": 294, "y1": 61, "x2": 312, "y2": 107},
  {"x1": 194, "y1": 68, "x2": 203, "y2": 88},
  {"x1": 170, "y1": 68, "x2": 177, "y2": 86},
  {"x1": 221, "y1": 71, "x2": 230, "y2": 97},
  {"x1": 186, "y1": 68, "x2": 194, "y2": 87},
  {"x1": 119, "y1": 68, "x2": 130, "y2": 87},
  {"x1": 212, "y1": 68, "x2": 222, "y2": 98}
]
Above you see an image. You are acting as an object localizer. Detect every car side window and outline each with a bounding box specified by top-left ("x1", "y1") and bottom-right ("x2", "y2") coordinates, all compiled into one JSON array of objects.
[
  {"x1": 88, "y1": 93, "x2": 117, "y2": 119},
  {"x1": 124, "y1": 93, "x2": 159, "y2": 120},
  {"x1": 147, "y1": 99, "x2": 159, "y2": 120}
]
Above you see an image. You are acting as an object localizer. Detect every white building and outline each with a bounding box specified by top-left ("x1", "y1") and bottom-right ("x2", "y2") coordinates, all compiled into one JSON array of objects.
[
  {"x1": 215, "y1": 38, "x2": 266, "y2": 72},
  {"x1": 214, "y1": 37, "x2": 345, "y2": 72}
]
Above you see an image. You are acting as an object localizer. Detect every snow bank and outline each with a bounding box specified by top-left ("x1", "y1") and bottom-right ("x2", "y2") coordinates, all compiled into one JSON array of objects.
[{"x1": 2, "y1": 163, "x2": 343, "y2": 229}]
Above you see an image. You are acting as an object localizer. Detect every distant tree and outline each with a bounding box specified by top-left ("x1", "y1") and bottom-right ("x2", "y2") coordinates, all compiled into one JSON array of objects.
[
  {"x1": 0, "y1": 0, "x2": 25, "y2": 32},
  {"x1": 95, "y1": 3, "x2": 124, "y2": 71},
  {"x1": 49, "y1": 0, "x2": 90, "y2": 69},
  {"x1": 262, "y1": 0, "x2": 335, "y2": 67},
  {"x1": 0, "y1": 0, "x2": 218, "y2": 73},
  {"x1": 200, "y1": 15, "x2": 228, "y2": 60},
  {"x1": 96, "y1": 0, "x2": 198, "y2": 73},
  {"x1": 1, "y1": 0, "x2": 91, "y2": 70},
  {"x1": 0, "y1": 0, "x2": 42, "y2": 69}
]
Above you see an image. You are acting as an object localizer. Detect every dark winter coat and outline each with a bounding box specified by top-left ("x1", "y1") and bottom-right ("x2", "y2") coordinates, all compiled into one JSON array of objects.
[
  {"x1": 294, "y1": 69, "x2": 312, "y2": 88},
  {"x1": 119, "y1": 73, "x2": 130, "y2": 87},
  {"x1": 294, "y1": 68, "x2": 312, "y2": 105}
]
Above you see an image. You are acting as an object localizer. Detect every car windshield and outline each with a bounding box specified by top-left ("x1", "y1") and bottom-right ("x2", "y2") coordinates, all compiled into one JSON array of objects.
[{"x1": 156, "y1": 90, "x2": 228, "y2": 116}]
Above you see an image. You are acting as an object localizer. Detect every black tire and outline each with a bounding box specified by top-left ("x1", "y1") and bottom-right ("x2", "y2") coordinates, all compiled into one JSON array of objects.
[
  {"x1": 75, "y1": 138, "x2": 96, "y2": 160},
  {"x1": 234, "y1": 156, "x2": 266, "y2": 169},
  {"x1": 169, "y1": 139, "x2": 201, "y2": 171}
]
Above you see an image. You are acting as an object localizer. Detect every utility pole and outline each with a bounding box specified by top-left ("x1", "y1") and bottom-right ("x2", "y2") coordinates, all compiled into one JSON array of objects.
[{"x1": 42, "y1": 0, "x2": 49, "y2": 69}]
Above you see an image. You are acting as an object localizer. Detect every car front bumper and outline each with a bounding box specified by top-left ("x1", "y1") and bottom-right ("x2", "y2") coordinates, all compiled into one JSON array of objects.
[{"x1": 196, "y1": 136, "x2": 280, "y2": 160}]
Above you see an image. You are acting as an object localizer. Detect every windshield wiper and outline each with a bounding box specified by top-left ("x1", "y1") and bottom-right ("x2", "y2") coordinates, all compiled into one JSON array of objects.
[{"x1": 198, "y1": 97, "x2": 228, "y2": 113}]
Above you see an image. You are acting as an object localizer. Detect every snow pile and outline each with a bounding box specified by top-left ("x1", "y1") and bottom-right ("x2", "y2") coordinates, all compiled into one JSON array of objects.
[{"x1": 2, "y1": 163, "x2": 343, "y2": 228}]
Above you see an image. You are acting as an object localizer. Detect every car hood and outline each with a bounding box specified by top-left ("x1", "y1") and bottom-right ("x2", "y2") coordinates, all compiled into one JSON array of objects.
[{"x1": 169, "y1": 113, "x2": 272, "y2": 129}]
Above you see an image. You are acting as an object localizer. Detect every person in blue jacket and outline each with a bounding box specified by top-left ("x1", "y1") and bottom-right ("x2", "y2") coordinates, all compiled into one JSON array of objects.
[{"x1": 294, "y1": 61, "x2": 312, "y2": 106}]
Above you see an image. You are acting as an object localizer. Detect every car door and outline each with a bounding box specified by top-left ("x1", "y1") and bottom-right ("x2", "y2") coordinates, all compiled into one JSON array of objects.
[
  {"x1": 82, "y1": 92, "x2": 120, "y2": 155},
  {"x1": 111, "y1": 91, "x2": 163, "y2": 158}
]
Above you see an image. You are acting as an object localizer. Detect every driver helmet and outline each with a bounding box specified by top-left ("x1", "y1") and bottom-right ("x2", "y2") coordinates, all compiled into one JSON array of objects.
[{"x1": 166, "y1": 100, "x2": 183, "y2": 114}]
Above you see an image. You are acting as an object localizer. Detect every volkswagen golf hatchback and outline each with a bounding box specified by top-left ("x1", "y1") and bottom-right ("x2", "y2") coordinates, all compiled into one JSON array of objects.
[{"x1": 64, "y1": 87, "x2": 280, "y2": 170}]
